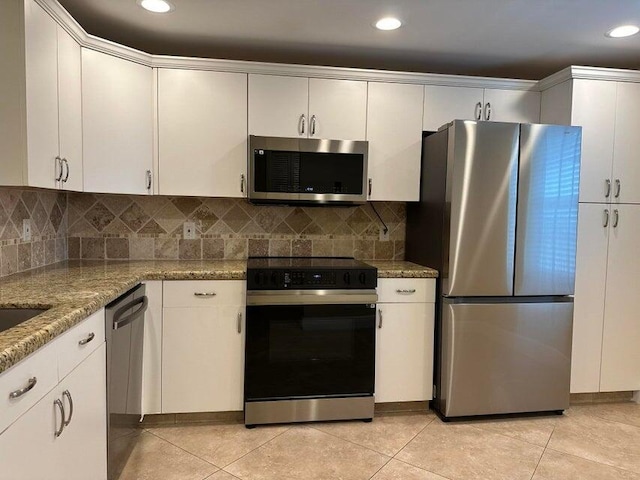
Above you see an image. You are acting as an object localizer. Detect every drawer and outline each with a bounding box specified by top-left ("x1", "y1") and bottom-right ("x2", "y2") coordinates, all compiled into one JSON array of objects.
[
  {"x1": 377, "y1": 278, "x2": 436, "y2": 303},
  {"x1": 0, "y1": 339, "x2": 58, "y2": 435},
  {"x1": 57, "y1": 308, "x2": 105, "y2": 380},
  {"x1": 163, "y1": 280, "x2": 246, "y2": 308}
]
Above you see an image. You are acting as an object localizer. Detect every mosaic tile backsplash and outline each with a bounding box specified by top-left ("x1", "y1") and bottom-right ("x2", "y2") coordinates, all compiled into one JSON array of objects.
[
  {"x1": 66, "y1": 193, "x2": 406, "y2": 261},
  {"x1": 0, "y1": 188, "x2": 68, "y2": 278}
]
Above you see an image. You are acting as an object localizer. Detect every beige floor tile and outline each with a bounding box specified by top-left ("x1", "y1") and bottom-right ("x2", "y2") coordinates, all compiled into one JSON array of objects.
[
  {"x1": 470, "y1": 414, "x2": 559, "y2": 447},
  {"x1": 370, "y1": 459, "x2": 449, "y2": 480},
  {"x1": 109, "y1": 431, "x2": 217, "y2": 480},
  {"x1": 574, "y1": 402, "x2": 640, "y2": 428},
  {"x1": 148, "y1": 423, "x2": 288, "y2": 468},
  {"x1": 548, "y1": 411, "x2": 640, "y2": 473},
  {"x1": 225, "y1": 426, "x2": 390, "y2": 480},
  {"x1": 207, "y1": 471, "x2": 241, "y2": 480},
  {"x1": 533, "y1": 449, "x2": 640, "y2": 480},
  {"x1": 396, "y1": 420, "x2": 543, "y2": 480},
  {"x1": 312, "y1": 413, "x2": 435, "y2": 456}
]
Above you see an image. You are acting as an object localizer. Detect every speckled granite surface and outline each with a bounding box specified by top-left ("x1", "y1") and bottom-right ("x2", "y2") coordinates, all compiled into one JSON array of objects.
[{"x1": 0, "y1": 259, "x2": 437, "y2": 374}]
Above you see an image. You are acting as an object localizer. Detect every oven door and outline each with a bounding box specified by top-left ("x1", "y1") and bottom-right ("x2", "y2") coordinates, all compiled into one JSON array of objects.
[{"x1": 244, "y1": 297, "x2": 376, "y2": 401}]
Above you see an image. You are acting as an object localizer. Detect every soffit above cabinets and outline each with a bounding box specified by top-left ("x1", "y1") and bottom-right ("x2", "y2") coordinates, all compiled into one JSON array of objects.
[{"x1": 55, "y1": 0, "x2": 640, "y2": 80}]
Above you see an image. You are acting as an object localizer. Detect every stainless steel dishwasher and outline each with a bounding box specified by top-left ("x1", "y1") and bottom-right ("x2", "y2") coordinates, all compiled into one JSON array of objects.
[{"x1": 105, "y1": 283, "x2": 148, "y2": 480}]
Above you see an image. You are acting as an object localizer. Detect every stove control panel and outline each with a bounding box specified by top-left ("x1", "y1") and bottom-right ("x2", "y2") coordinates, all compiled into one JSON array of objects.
[{"x1": 248, "y1": 268, "x2": 377, "y2": 290}]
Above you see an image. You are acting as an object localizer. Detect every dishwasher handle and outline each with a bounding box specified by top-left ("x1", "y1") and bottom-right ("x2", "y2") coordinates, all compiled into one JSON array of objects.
[{"x1": 113, "y1": 296, "x2": 148, "y2": 330}]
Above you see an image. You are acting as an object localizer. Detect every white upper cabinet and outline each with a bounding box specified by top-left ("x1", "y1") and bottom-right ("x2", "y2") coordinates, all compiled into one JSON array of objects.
[
  {"x1": 248, "y1": 74, "x2": 367, "y2": 140},
  {"x1": 82, "y1": 49, "x2": 153, "y2": 195},
  {"x1": 158, "y1": 69, "x2": 248, "y2": 198},
  {"x1": 367, "y1": 82, "x2": 424, "y2": 201},
  {"x1": 612, "y1": 82, "x2": 640, "y2": 204},
  {"x1": 482, "y1": 88, "x2": 540, "y2": 123},
  {"x1": 423, "y1": 85, "x2": 483, "y2": 131}
]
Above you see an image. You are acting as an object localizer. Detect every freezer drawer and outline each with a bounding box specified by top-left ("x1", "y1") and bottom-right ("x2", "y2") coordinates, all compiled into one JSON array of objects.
[{"x1": 439, "y1": 299, "x2": 572, "y2": 418}]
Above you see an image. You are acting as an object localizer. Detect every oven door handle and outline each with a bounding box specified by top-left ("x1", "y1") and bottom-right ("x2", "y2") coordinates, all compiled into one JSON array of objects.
[{"x1": 246, "y1": 290, "x2": 378, "y2": 306}]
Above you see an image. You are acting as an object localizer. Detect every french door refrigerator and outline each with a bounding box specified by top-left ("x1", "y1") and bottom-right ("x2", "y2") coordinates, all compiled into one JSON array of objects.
[{"x1": 406, "y1": 120, "x2": 581, "y2": 419}]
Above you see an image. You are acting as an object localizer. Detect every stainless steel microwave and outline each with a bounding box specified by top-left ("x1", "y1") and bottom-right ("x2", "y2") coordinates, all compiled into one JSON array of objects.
[{"x1": 247, "y1": 136, "x2": 369, "y2": 206}]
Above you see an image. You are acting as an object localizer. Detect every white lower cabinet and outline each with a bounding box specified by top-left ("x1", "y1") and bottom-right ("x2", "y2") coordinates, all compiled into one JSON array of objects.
[
  {"x1": 162, "y1": 281, "x2": 245, "y2": 413},
  {"x1": 375, "y1": 279, "x2": 435, "y2": 403}
]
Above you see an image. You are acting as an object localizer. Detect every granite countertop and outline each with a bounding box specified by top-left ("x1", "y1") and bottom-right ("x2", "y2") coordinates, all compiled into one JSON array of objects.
[{"x1": 0, "y1": 259, "x2": 437, "y2": 374}]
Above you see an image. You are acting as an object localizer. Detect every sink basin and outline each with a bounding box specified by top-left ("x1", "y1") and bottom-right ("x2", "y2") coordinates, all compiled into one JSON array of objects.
[{"x1": 0, "y1": 309, "x2": 48, "y2": 334}]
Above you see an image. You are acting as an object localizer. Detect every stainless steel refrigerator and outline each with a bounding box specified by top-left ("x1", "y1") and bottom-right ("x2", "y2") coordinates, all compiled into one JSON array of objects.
[{"x1": 406, "y1": 120, "x2": 581, "y2": 419}]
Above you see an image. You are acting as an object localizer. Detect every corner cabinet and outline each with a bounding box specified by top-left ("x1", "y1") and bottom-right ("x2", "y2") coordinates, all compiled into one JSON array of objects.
[
  {"x1": 157, "y1": 69, "x2": 248, "y2": 198},
  {"x1": 375, "y1": 278, "x2": 436, "y2": 403},
  {"x1": 82, "y1": 49, "x2": 154, "y2": 195}
]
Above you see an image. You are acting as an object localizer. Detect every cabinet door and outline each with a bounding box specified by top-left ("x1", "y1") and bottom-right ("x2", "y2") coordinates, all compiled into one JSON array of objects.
[
  {"x1": 56, "y1": 25, "x2": 83, "y2": 192},
  {"x1": 570, "y1": 204, "x2": 609, "y2": 393},
  {"x1": 163, "y1": 305, "x2": 244, "y2": 412},
  {"x1": 375, "y1": 303, "x2": 434, "y2": 403},
  {"x1": 142, "y1": 281, "x2": 163, "y2": 415},
  {"x1": 24, "y1": 0, "x2": 59, "y2": 189},
  {"x1": 158, "y1": 69, "x2": 247, "y2": 197},
  {"x1": 366, "y1": 82, "x2": 423, "y2": 201},
  {"x1": 612, "y1": 82, "x2": 640, "y2": 204},
  {"x1": 308, "y1": 78, "x2": 367, "y2": 140},
  {"x1": 423, "y1": 85, "x2": 483, "y2": 131},
  {"x1": 600, "y1": 205, "x2": 640, "y2": 391},
  {"x1": 82, "y1": 49, "x2": 153, "y2": 194},
  {"x1": 482, "y1": 89, "x2": 540, "y2": 123},
  {"x1": 58, "y1": 344, "x2": 107, "y2": 480},
  {"x1": 248, "y1": 74, "x2": 308, "y2": 137},
  {"x1": 571, "y1": 79, "x2": 617, "y2": 203}
]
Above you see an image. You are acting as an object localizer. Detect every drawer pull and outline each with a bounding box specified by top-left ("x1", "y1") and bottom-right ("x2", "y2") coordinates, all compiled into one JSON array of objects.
[
  {"x1": 194, "y1": 292, "x2": 216, "y2": 297},
  {"x1": 378, "y1": 309, "x2": 383, "y2": 329},
  {"x1": 9, "y1": 377, "x2": 37, "y2": 399},
  {"x1": 78, "y1": 332, "x2": 95, "y2": 346},
  {"x1": 396, "y1": 289, "x2": 417, "y2": 294}
]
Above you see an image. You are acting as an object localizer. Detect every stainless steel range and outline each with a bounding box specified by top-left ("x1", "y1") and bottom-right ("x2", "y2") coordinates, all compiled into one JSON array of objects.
[{"x1": 244, "y1": 257, "x2": 377, "y2": 427}]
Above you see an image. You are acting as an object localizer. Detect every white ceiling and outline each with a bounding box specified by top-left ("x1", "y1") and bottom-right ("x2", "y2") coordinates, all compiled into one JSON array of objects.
[{"x1": 58, "y1": 0, "x2": 640, "y2": 80}]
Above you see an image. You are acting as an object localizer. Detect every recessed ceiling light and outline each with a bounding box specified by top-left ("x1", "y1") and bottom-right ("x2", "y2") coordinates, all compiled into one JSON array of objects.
[
  {"x1": 605, "y1": 25, "x2": 639, "y2": 38},
  {"x1": 138, "y1": 0, "x2": 174, "y2": 13},
  {"x1": 375, "y1": 17, "x2": 402, "y2": 31}
]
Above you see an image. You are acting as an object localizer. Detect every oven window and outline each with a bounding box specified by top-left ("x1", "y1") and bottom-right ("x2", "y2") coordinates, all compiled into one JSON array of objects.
[{"x1": 245, "y1": 304, "x2": 375, "y2": 401}]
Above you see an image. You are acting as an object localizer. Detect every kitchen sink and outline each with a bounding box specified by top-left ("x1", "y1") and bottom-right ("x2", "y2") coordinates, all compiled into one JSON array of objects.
[{"x1": 0, "y1": 309, "x2": 48, "y2": 334}]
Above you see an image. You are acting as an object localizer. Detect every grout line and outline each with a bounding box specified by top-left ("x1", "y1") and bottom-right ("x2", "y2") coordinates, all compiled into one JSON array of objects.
[
  {"x1": 392, "y1": 413, "x2": 436, "y2": 459},
  {"x1": 304, "y1": 423, "x2": 395, "y2": 459},
  {"x1": 145, "y1": 428, "x2": 224, "y2": 469},
  {"x1": 545, "y1": 446, "x2": 640, "y2": 476},
  {"x1": 391, "y1": 458, "x2": 456, "y2": 480},
  {"x1": 218, "y1": 425, "x2": 293, "y2": 469}
]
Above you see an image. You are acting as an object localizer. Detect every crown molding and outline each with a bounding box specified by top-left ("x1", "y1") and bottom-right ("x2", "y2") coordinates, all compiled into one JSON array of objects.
[{"x1": 538, "y1": 65, "x2": 640, "y2": 90}]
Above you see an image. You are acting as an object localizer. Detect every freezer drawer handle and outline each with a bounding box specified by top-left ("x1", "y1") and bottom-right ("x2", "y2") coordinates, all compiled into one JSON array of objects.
[
  {"x1": 78, "y1": 332, "x2": 95, "y2": 346},
  {"x1": 396, "y1": 289, "x2": 416, "y2": 294},
  {"x1": 9, "y1": 377, "x2": 37, "y2": 399},
  {"x1": 194, "y1": 292, "x2": 217, "y2": 297}
]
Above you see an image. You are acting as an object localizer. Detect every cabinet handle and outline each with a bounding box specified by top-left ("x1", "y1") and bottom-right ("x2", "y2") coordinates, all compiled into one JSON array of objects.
[
  {"x1": 484, "y1": 102, "x2": 491, "y2": 121},
  {"x1": 310, "y1": 115, "x2": 317, "y2": 136},
  {"x1": 9, "y1": 377, "x2": 37, "y2": 399},
  {"x1": 78, "y1": 332, "x2": 95, "y2": 346},
  {"x1": 54, "y1": 398, "x2": 65, "y2": 438},
  {"x1": 194, "y1": 292, "x2": 216, "y2": 297},
  {"x1": 475, "y1": 102, "x2": 482, "y2": 121},
  {"x1": 605, "y1": 179, "x2": 611, "y2": 198},
  {"x1": 368, "y1": 178, "x2": 372, "y2": 197},
  {"x1": 614, "y1": 179, "x2": 621, "y2": 198},
  {"x1": 300, "y1": 114, "x2": 306, "y2": 135},
  {"x1": 603, "y1": 209, "x2": 609, "y2": 228},
  {"x1": 237, "y1": 312, "x2": 242, "y2": 334},
  {"x1": 62, "y1": 390, "x2": 73, "y2": 427},
  {"x1": 62, "y1": 158, "x2": 69, "y2": 183},
  {"x1": 613, "y1": 209, "x2": 619, "y2": 228},
  {"x1": 55, "y1": 156, "x2": 63, "y2": 182},
  {"x1": 146, "y1": 170, "x2": 152, "y2": 190},
  {"x1": 240, "y1": 174, "x2": 245, "y2": 193},
  {"x1": 396, "y1": 289, "x2": 417, "y2": 294},
  {"x1": 378, "y1": 309, "x2": 383, "y2": 329}
]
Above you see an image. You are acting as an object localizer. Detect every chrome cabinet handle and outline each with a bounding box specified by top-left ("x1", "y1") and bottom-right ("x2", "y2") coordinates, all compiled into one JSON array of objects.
[
  {"x1": 55, "y1": 156, "x2": 63, "y2": 182},
  {"x1": 62, "y1": 158, "x2": 69, "y2": 183},
  {"x1": 300, "y1": 114, "x2": 306, "y2": 135},
  {"x1": 613, "y1": 209, "x2": 619, "y2": 228},
  {"x1": 194, "y1": 292, "x2": 216, "y2": 297},
  {"x1": 310, "y1": 115, "x2": 316, "y2": 136},
  {"x1": 368, "y1": 178, "x2": 372, "y2": 197},
  {"x1": 484, "y1": 102, "x2": 491, "y2": 121},
  {"x1": 603, "y1": 209, "x2": 609, "y2": 228},
  {"x1": 78, "y1": 332, "x2": 95, "y2": 346},
  {"x1": 62, "y1": 390, "x2": 73, "y2": 427},
  {"x1": 146, "y1": 170, "x2": 152, "y2": 190},
  {"x1": 605, "y1": 179, "x2": 611, "y2": 198},
  {"x1": 9, "y1": 377, "x2": 37, "y2": 399},
  {"x1": 475, "y1": 102, "x2": 482, "y2": 120},
  {"x1": 614, "y1": 179, "x2": 621, "y2": 198},
  {"x1": 237, "y1": 312, "x2": 242, "y2": 334},
  {"x1": 378, "y1": 309, "x2": 383, "y2": 329},
  {"x1": 396, "y1": 289, "x2": 417, "y2": 294},
  {"x1": 240, "y1": 174, "x2": 245, "y2": 193},
  {"x1": 54, "y1": 398, "x2": 65, "y2": 437}
]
